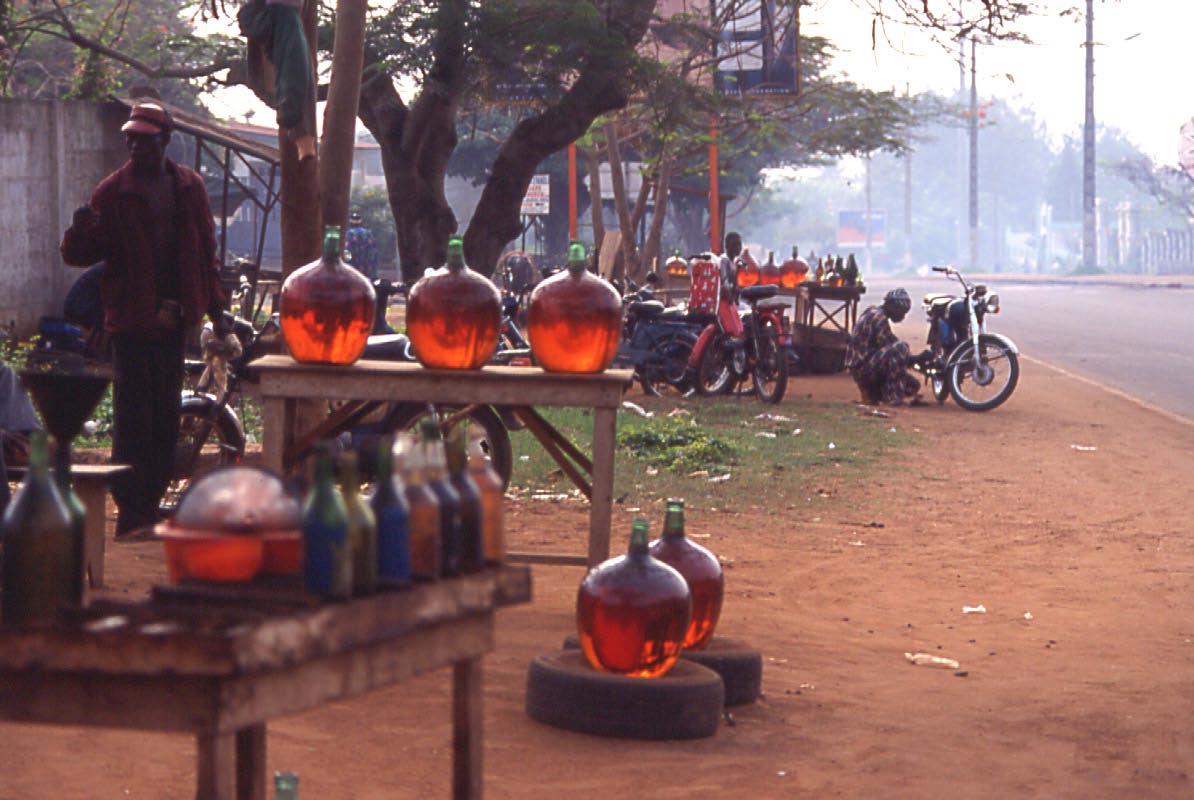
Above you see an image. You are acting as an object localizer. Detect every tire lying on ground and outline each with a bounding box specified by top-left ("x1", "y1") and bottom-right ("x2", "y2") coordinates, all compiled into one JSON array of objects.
[
  {"x1": 525, "y1": 649, "x2": 724, "y2": 740},
  {"x1": 562, "y1": 634, "x2": 763, "y2": 707}
]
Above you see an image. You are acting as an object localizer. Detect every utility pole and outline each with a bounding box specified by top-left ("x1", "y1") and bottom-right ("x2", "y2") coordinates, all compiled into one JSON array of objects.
[
  {"x1": 968, "y1": 38, "x2": 978, "y2": 272},
  {"x1": 1082, "y1": 0, "x2": 1097, "y2": 270},
  {"x1": 904, "y1": 83, "x2": 912, "y2": 272}
]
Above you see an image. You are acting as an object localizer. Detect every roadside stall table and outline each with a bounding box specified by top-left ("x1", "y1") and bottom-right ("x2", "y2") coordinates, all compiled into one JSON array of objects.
[
  {"x1": 248, "y1": 355, "x2": 632, "y2": 567},
  {"x1": 0, "y1": 566, "x2": 531, "y2": 800},
  {"x1": 790, "y1": 283, "x2": 867, "y2": 373}
]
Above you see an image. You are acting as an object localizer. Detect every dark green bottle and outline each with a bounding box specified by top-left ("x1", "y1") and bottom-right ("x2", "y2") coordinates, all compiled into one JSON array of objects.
[
  {"x1": 1, "y1": 431, "x2": 78, "y2": 625},
  {"x1": 54, "y1": 445, "x2": 87, "y2": 602},
  {"x1": 302, "y1": 442, "x2": 351, "y2": 598},
  {"x1": 340, "y1": 450, "x2": 377, "y2": 595},
  {"x1": 446, "y1": 423, "x2": 484, "y2": 572}
]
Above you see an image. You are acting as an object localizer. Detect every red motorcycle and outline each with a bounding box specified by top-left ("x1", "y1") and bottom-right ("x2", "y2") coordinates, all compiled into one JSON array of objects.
[{"x1": 685, "y1": 255, "x2": 790, "y2": 403}]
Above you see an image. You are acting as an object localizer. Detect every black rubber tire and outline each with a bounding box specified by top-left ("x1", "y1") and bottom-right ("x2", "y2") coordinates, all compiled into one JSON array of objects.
[
  {"x1": 751, "y1": 320, "x2": 788, "y2": 404},
  {"x1": 381, "y1": 402, "x2": 513, "y2": 489},
  {"x1": 696, "y1": 334, "x2": 735, "y2": 397},
  {"x1": 681, "y1": 637, "x2": 763, "y2": 707},
  {"x1": 563, "y1": 634, "x2": 762, "y2": 707},
  {"x1": 639, "y1": 331, "x2": 697, "y2": 398},
  {"x1": 525, "y1": 649, "x2": 724, "y2": 740},
  {"x1": 946, "y1": 334, "x2": 1020, "y2": 412}
]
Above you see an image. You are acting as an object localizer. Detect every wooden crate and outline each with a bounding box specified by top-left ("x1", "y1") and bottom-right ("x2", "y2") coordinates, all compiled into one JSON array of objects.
[{"x1": 791, "y1": 322, "x2": 848, "y2": 374}]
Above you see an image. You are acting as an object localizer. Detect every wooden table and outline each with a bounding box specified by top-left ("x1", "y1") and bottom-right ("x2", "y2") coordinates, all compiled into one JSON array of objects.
[
  {"x1": 248, "y1": 355, "x2": 632, "y2": 568},
  {"x1": 795, "y1": 283, "x2": 866, "y2": 334},
  {"x1": 6, "y1": 463, "x2": 130, "y2": 589},
  {"x1": 0, "y1": 566, "x2": 531, "y2": 799}
]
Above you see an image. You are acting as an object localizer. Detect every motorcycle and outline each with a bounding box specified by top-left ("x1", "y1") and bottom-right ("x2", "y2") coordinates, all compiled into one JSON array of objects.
[
  {"x1": 611, "y1": 276, "x2": 705, "y2": 397},
  {"x1": 688, "y1": 270, "x2": 791, "y2": 404},
  {"x1": 913, "y1": 265, "x2": 1020, "y2": 411}
]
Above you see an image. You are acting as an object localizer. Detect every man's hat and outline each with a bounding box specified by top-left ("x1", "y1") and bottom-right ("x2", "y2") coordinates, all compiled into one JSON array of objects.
[
  {"x1": 121, "y1": 102, "x2": 172, "y2": 136},
  {"x1": 349, "y1": 211, "x2": 362, "y2": 223}
]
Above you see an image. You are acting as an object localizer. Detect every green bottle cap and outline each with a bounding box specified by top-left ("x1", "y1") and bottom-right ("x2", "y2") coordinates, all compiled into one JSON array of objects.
[
  {"x1": 568, "y1": 241, "x2": 587, "y2": 271},
  {"x1": 447, "y1": 238, "x2": 465, "y2": 267}
]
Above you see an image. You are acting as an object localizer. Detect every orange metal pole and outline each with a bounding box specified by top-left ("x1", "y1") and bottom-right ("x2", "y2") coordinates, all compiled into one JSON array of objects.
[
  {"x1": 709, "y1": 116, "x2": 720, "y2": 253},
  {"x1": 568, "y1": 142, "x2": 578, "y2": 241}
]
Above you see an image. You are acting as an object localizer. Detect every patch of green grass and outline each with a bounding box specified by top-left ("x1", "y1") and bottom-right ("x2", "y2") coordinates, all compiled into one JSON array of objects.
[{"x1": 508, "y1": 397, "x2": 916, "y2": 513}]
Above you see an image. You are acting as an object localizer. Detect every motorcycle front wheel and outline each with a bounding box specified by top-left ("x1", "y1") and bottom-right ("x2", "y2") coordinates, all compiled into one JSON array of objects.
[
  {"x1": 696, "y1": 334, "x2": 735, "y2": 396},
  {"x1": 640, "y1": 331, "x2": 698, "y2": 398},
  {"x1": 381, "y1": 402, "x2": 514, "y2": 489},
  {"x1": 946, "y1": 334, "x2": 1019, "y2": 411},
  {"x1": 751, "y1": 320, "x2": 788, "y2": 404}
]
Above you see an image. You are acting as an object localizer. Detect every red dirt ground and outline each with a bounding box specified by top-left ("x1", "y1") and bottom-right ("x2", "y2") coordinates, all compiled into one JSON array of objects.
[{"x1": 2, "y1": 356, "x2": 1192, "y2": 799}]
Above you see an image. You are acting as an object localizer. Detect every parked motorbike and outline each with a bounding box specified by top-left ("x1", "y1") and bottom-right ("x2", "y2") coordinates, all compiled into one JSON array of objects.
[
  {"x1": 611, "y1": 277, "x2": 705, "y2": 397},
  {"x1": 689, "y1": 281, "x2": 791, "y2": 404},
  {"x1": 912, "y1": 265, "x2": 1020, "y2": 411}
]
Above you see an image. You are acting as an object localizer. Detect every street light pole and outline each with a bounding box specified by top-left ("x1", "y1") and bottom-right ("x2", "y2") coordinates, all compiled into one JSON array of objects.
[
  {"x1": 1082, "y1": 0, "x2": 1097, "y2": 270},
  {"x1": 969, "y1": 38, "x2": 978, "y2": 272}
]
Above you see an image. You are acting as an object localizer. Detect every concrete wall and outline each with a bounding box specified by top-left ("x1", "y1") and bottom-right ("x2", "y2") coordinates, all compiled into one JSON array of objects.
[{"x1": 0, "y1": 100, "x2": 125, "y2": 337}]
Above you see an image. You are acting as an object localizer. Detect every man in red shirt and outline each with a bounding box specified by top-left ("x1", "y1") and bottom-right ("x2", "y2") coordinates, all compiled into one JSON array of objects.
[{"x1": 61, "y1": 101, "x2": 227, "y2": 537}]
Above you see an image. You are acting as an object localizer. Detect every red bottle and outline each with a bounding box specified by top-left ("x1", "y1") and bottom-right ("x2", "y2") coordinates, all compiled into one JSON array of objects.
[
  {"x1": 736, "y1": 248, "x2": 760, "y2": 288},
  {"x1": 527, "y1": 242, "x2": 622, "y2": 373},
  {"x1": 576, "y1": 518, "x2": 691, "y2": 677},
  {"x1": 759, "y1": 250, "x2": 781, "y2": 286},
  {"x1": 779, "y1": 246, "x2": 810, "y2": 288},
  {"x1": 406, "y1": 238, "x2": 501, "y2": 369},
  {"x1": 649, "y1": 499, "x2": 724, "y2": 650},
  {"x1": 280, "y1": 226, "x2": 376, "y2": 365}
]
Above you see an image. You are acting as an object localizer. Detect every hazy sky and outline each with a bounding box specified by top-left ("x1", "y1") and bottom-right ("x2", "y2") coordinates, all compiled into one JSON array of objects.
[{"x1": 803, "y1": 0, "x2": 1191, "y2": 165}]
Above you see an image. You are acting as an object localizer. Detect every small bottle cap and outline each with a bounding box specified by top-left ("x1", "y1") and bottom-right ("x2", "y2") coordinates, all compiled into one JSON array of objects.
[
  {"x1": 447, "y1": 238, "x2": 465, "y2": 266},
  {"x1": 568, "y1": 241, "x2": 587, "y2": 270}
]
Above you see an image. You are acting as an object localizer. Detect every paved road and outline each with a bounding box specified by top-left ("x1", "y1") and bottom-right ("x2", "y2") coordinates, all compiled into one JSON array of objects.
[{"x1": 865, "y1": 276, "x2": 1194, "y2": 421}]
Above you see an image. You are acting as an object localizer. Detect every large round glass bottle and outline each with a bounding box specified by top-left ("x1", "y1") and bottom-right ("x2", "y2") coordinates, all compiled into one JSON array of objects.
[
  {"x1": 759, "y1": 250, "x2": 781, "y2": 286},
  {"x1": 576, "y1": 518, "x2": 691, "y2": 677},
  {"x1": 648, "y1": 498, "x2": 724, "y2": 650},
  {"x1": 779, "y1": 246, "x2": 809, "y2": 289},
  {"x1": 527, "y1": 242, "x2": 622, "y2": 373},
  {"x1": 405, "y1": 238, "x2": 501, "y2": 369},
  {"x1": 736, "y1": 249, "x2": 760, "y2": 288},
  {"x1": 279, "y1": 225, "x2": 377, "y2": 365}
]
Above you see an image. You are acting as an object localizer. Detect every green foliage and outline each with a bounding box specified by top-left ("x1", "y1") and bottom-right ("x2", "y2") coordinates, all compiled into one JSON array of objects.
[{"x1": 616, "y1": 417, "x2": 736, "y2": 472}]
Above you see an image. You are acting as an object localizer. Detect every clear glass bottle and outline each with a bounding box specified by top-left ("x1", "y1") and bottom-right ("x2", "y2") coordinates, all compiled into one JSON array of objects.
[
  {"x1": 526, "y1": 241, "x2": 622, "y2": 373},
  {"x1": 401, "y1": 435, "x2": 441, "y2": 580},
  {"x1": 301, "y1": 441, "x2": 352, "y2": 598},
  {"x1": 405, "y1": 238, "x2": 501, "y2": 369},
  {"x1": 576, "y1": 517, "x2": 691, "y2": 677},
  {"x1": 468, "y1": 430, "x2": 504, "y2": 565},
  {"x1": 279, "y1": 225, "x2": 377, "y2": 365},
  {"x1": 371, "y1": 435, "x2": 411, "y2": 585},
  {"x1": 446, "y1": 424, "x2": 484, "y2": 572},
  {"x1": 340, "y1": 450, "x2": 377, "y2": 595},
  {"x1": 1, "y1": 431, "x2": 78, "y2": 625},
  {"x1": 649, "y1": 498, "x2": 725, "y2": 650}
]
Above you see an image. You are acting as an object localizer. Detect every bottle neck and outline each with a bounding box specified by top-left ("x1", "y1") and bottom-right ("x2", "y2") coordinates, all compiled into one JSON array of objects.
[{"x1": 322, "y1": 227, "x2": 341, "y2": 262}]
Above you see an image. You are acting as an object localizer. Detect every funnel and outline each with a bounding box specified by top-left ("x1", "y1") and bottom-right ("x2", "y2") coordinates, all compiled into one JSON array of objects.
[{"x1": 19, "y1": 363, "x2": 111, "y2": 443}]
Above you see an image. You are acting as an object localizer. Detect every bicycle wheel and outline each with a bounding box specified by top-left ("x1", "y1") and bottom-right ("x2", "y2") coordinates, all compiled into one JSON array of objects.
[
  {"x1": 163, "y1": 395, "x2": 246, "y2": 512},
  {"x1": 381, "y1": 402, "x2": 513, "y2": 489},
  {"x1": 640, "y1": 331, "x2": 697, "y2": 398},
  {"x1": 696, "y1": 335, "x2": 735, "y2": 396},
  {"x1": 751, "y1": 320, "x2": 788, "y2": 404}
]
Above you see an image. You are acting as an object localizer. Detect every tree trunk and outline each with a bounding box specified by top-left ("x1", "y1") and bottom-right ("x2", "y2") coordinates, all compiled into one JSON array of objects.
[
  {"x1": 641, "y1": 154, "x2": 673, "y2": 279},
  {"x1": 319, "y1": 0, "x2": 368, "y2": 234},
  {"x1": 279, "y1": 0, "x2": 321, "y2": 275},
  {"x1": 581, "y1": 145, "x2": 605, "y2": 262},
  {"x1": 603, "y1": 121, "x2": 639, "y2": 284}
]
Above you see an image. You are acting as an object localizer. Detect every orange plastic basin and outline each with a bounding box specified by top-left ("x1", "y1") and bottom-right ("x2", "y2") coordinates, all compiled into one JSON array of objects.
[{"x1": 157, "y1": 523, "x2": 265, "y2": 583}]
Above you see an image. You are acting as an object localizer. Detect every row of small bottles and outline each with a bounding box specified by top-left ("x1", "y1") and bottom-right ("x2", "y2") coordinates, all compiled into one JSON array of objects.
[
  {"x1": 302, "y1": 418, "x2": 505, "y2": 599},
  {"x1": 0, "y1": 431, "x2": 85, "y2": 626},
  {"x1": 732, "y1": 248, "x2": 862, "y2": 290}
]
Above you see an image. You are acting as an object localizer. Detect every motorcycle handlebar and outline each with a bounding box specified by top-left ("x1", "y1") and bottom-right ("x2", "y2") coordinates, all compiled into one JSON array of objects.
[{"x1": 932, "y1": 266, "x2": 950, "y2": 273}]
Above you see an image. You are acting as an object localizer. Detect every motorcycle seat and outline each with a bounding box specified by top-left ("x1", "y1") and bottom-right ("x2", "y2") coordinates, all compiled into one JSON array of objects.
[
  {"x1": 363, "y1": 333, "x2": 413, "y2": 361},
  {"x1": 629, "y1": 299, "x2": 666, "y2": 316},
  {"x1": 924, "y1": 294, "x2": 955, "y2": 314},
  {"x1": 740, "y1": 285, "x2": 778, "y2": 302}
]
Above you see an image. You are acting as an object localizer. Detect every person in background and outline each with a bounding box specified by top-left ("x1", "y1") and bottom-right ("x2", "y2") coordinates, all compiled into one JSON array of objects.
[
  {"x1": 59, "y1": 101, "x2": 228, "y2": 538},
  {"x1": 345, "y1": 210, "x2": 380, "y2": 281},
  {"x1": 719, "y1": 231, "x2": 742, "y2": 301},
  {"x1": 845, "y1": 287, "x2": 929, "y2": 407}
]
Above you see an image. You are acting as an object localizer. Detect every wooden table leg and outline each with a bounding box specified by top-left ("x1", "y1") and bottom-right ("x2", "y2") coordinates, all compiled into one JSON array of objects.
[
  {"x1": 196, "y1": 730, "x2": 238, "y2": 800},
  {"x1": 589, "y1": 406, "x2": 616, "y2": 567},
  {"x1": 261, "y1": 397, "x2": 289, "y2": 474},
  {"x1": 237, "y1": 724, "x2": 267, "y2": 800},
  {"x1": 452, "y1": 657, "x2": 482, "y2": 800},
  {"x1": 73, "y1": 477, "x2": 107, "y2": 589}
]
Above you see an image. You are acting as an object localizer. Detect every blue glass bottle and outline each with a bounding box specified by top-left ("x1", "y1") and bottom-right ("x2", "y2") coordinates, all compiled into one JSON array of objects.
[
  {"x1": 302, "y1": 442, "x2": 351, "y2": 598},
  {"x1": 371, "y1": 435, "x2": 411, "y2": 584}
]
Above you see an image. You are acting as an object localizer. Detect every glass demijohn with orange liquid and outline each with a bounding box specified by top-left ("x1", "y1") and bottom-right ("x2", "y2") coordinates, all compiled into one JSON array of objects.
[
  {"x1": 576, "y1": 518, "x2": 691, "y2": 677},
  {"x1": 280, "y1": 225, "x2": 376, "y2": 365},
  {"x1": 405, "y1": 238, "x2": 501, "y2": 369},
  {"x1": 648, "y1": 498, "x2": 724, "y2": 650},
  {"x1": 735, "y1": 248, "x2": 760, "y2": 288},
  {"x1": 779, "y1": 246, "x2": 809, "y2": 288},
  {"x1": 759, "y1": 250, "x2": 781, "y2": 286},
  {"x1": 527, "y1": 242, "x2": 622, "y2": 373}
]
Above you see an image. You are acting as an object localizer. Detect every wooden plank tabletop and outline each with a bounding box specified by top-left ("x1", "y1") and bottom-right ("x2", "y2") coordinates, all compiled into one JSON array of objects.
[{"x1": 0, "y1": 566, "x2": 531, "y2": 677}]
